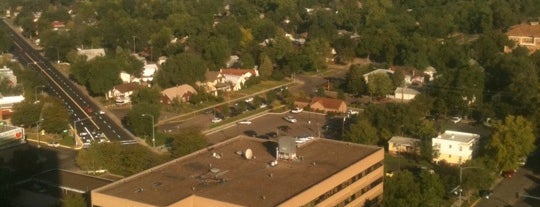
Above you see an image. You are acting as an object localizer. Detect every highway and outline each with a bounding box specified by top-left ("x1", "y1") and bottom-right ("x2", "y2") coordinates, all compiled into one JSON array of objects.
[{"x1": 0, "y1": 20, "x2": 137, "y2": 146}]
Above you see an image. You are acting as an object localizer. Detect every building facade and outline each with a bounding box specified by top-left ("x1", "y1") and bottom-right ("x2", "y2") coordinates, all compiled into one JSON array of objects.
[
  {"x1": 432, "y1": 130, "x2": 480, "y2": 165},
  {"x1": 91, "y1": 136, "x2": 384, "y2": 207}
]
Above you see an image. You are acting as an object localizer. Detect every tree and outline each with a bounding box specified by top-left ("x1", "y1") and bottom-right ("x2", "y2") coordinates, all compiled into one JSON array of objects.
[
  {"x1": 258, "y1": 54, "x2": 273, "y2": 79},
  {"x1": 123, "y1": 103, "x2": 161, "y2": 136},
  {"x1": 156, "y1": 52, "x2": 206, "y2": 88},
  {"x1": 10, "y1": 101, "x2": 41, "y2": 128},
  {"x1": 383, "y1": 171, "x2": 422, "y2": 207},
  {"x1": 343, "y1": 118, "x2": 379, "y2": 145},
  {"x1": 0, "y1": 30, "x2": 12, "y2": 53},
  {"x1": 40, "y1": 98, "x2": 70, "y2": 134},
  {"x1": 367, "y1": 73, "x2": 394, "y2": 98},
  {"x1": 61, "y1": 193, "x2": 87, "y2": 207},
  {"x1": 344, "y1": 65, "x2": 368, "y2": 96},
  {"x1": 486, "y1": 115, "x2": 536, "y2": 171},
  {"x1": 169, "y1": 129, "x2": 208, "y2": 158}
]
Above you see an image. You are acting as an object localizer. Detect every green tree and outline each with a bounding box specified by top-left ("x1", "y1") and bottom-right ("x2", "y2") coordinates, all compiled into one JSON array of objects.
[
  {"x1": 169, "y1": 129, "x2": 208, "y2": 158},
  {"x1": 344, "y1": 65, "x2": 368, "y2": 96},
  {"x1": 10, "y1": 101, "x2": 41, "y2": 128},
  {"x1": 0, "y1": 30, "x2": 12, "y2": 53},
  {"x1": 343, "y1": 118, "x2": 379, "y2": 145},
  {"x1": 156, "y1": 52, "x2": 206, "y2": 87},
  {"x1": 61, "y1": 193, "x2": 87, "y2": 207},
  {"x1": 258, "y1": 54, "x2": 273, "y2": 79},
  {"x1": 486, "y1": 115, "x2": 536, "y2": 171},
  {"x1": 383, "y1": 171, "x2": 422, "y2": 207},
  {"x1": 40, "y1": 98, "x2": 70, "y2": 134},
  {"x1": 367, "y1": 73, "x2": 394, "y2": 98},
  {"x1": 123, "y1": 103, "x2": 161, "y2": 136}
]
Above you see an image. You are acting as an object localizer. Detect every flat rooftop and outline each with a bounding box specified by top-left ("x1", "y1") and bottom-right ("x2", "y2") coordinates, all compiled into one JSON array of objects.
[
  {"x1": 34, "y1": 169, "x2": 114, "y2": 192},
  {"x1": 94, "y1": 136, "x2": 381, "y2": 206},
  {"x1": 435, "y1": 130, "x2": 480, "y2": 143}
]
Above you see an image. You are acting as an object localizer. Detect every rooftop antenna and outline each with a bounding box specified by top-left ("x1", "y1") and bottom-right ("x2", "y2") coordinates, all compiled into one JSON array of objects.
[{"x1": 245, "y1": 148, "x2": 253, "y2": 160}]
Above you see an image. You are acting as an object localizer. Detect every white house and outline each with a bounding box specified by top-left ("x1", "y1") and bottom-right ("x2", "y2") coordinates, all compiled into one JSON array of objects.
[
  {"x1": 77, "y1": 48, "x2": 105, "y2": 61},
  {"x1": 106, "y1": 82, "x2": 141, "y2": 105},
  {"x1": 141, "y1": 64, "x2": 158, "y2": 82},
  {"x1": 389, "y1": 87, "x2": 420, "y2": 101},
  {"x1": 196, "y1": 71, "x2": 229, "y2": 96},
  {"x1": 219, "y1": 68, "x2": 259, "y2": 91},
  {"x1": 388, "y1": 136, "x2": 420, "y2": 155},
  {"x1": 432, "y1": 130, "x2": 480, "y2": 165}
]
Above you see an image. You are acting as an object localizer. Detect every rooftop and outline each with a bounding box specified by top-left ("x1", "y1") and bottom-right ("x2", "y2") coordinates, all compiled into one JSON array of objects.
[
  {"x1": 34, "y1": 169, "x2": 114, "y2": 193},
  {"x1": 311, "y1": 97, "x2": 346, "y2": 110},
  {"x1": 388, "y1": 136, "x2": 420, "y2": 145},
  {"x1": 434, "y1": 130, "x2": 480, "y2": 144},
  {"x1": 506, "y1": 23, "x2": 540, "y2": 37},
  {"x1": 94, "y1": 136, "x2": 380, "y2": 206}
]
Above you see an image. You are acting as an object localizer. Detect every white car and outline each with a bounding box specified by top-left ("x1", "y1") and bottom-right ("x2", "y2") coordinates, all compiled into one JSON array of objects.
[
  {"x1": 260, "y1": 103, "x2": 268, "y2": 108},
  {"x1": 291, "y1": 108, "x2": 303, "y2": 113},
  {"x1": 245, "y1": 97, "x2": 254, "y2": 102},
  {"x1": 347, "y1": 110, "x2": 359, "y2": 115},
  {"x1": 450, "y1": 116, "x2": 462, "y2": 123},
  {"x1": 211, "y1": 117, "x2": 222, "y2": 123},
  {"x1": 284, "y1": 116, "x2": 297, "y2": 123},
  {"x1": 98, "y1": 110, "x2": 106, "y2": 114},
  {"x1": 237, "y1": 120, "x2": 252, "y2": 125}
]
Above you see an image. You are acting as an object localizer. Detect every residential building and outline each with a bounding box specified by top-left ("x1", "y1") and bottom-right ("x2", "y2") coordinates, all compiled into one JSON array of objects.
[
  {"x1": 506, "y1": 22, "x2": 540, "y2": 52},
  {"x1": 219, "y1": 68, "x2": 259, "y2": 91},
  {"x1": 77, "y1": 48, "x2": 105, "y2": 61},
  {"x1": 161, "y1": 84, "x2": 197, "y2": 104},
  {"x1": 0, "y1": 65, "x2": 17, "y2": 85},
  {"x1": 432, "y1": 130, "x2": 480, "y2": 165},
  {"x1": 310, "y1": 97, "x2": 347, "y2": 113},
  {"x1": 362, "y1": 69, "x2": 394, "y2": 84},
  {"x1": 91, "y1": 136, "x2": 384, "y2": 207},
  {"x1": 388, "y1": 136, "x2": 420, "y2": 155},
  {"x1": 389, "y1": 87, "x2": 420, "y2": 102},
  {"x1": 196, "y1": 71, "x2": 229, "y2": 96},
  {"x1": 141, "y1": 64, "x2": 158, "y2": 82},
  {"x1": 106, "y1": 82, "x2": 141, "y2": 105}
]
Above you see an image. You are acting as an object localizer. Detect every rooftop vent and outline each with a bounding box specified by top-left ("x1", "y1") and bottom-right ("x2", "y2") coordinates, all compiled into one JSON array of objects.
[{"x1": 244, "y1": 148, "x2": 253, "y2": 160}]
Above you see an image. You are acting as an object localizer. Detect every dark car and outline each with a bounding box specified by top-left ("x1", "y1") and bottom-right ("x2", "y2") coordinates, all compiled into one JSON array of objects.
[
  {"x1": 501, "y1": 169, "x2": 516, "y2": 178},
  {"x1": 479, "y1": 189, "x2": 493, "y2": 199}
]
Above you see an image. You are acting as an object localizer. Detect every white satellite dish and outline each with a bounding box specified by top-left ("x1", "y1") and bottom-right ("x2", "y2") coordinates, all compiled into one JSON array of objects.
[{"x1": 245, "y1": 148, "x2": 253, "y2": 160}]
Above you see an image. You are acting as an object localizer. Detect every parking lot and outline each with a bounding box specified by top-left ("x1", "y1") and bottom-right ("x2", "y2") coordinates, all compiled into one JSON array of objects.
[{"x1": 205, "y1": 111, "x2": 328, "y2": 144}]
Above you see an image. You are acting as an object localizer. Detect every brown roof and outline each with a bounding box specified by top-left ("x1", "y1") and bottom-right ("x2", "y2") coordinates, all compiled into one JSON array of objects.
[
  {"x1": 114, "y1": 82, "x2": 141, "y2": 93},
  {"x1": 506, "y1": 23, "x2": 540, "y2": 37},
  {"x1": 204, "y1": 71, "x2": 220, "y2": 82},
  {"x1": 311, "y1": 97, "x2": 345, "y2": 111},
  {"x1": 34, "y1": 169, "x2": 114, "y2": 192},
  {"x1": 161, "y1": 84, "x2": 197, "y2": 99},
  {"x1": 220, "y1": 68, "x2": 256, "y2": 76},
  {"x1": 93, "y1": 136, "x2": 381, "y2": 207}
]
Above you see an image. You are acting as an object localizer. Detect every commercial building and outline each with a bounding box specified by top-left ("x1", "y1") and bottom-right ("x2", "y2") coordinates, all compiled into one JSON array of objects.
[
  {"x1": 432, "y1": 130, "x2": 480, "y2": 165},
  {"x1": 92, "y1": 136, "x2": 384, "y2": 207}
]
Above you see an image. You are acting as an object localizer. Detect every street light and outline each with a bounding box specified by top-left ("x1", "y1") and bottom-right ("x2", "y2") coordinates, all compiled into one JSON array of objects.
[
  {"x1": 35, "y1": 119, "x2": 43, "y2": 148},
  {"x1": 458, "y1": 166, "x2": 483, "y2": 207},
  {"x1": 34, "y1": 85, "x2": 45, "y2": 103},
  {"x1": 141, "y1": 114, "x2": 155, "y2": 148}
]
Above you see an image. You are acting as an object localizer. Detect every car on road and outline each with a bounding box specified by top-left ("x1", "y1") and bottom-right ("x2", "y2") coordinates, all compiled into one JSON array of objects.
[
  {"x1": 284, "y1": 116, "x2": 297, "y2": 123},
  {"x1": 244, "y1": 97, "x2": 254, "y2": 102},
  {"x1": 98, "y1": 110, "x2": 106, "y2": 114},
  {"x1": 48, "y1": 141, "x2": 59, "y2": 147},
  {"x1": 501, "y1": 169, "x2": 516, "y2": 178},
  {"x1": 347, "y1": 110, "x2": 359, "y2": 115},
  {"x1": 479, "y1": 189, "x2": 493, "y2": 199},
  {"x1": 291, "y1": 108, "x2": 303, "y2": 113},
  {"x1": 237, "y1": 120, "x2": 252, "y2": 125},
  {"x1": 259, "y1": 103, "x2": 268, "y2": 108},
  {"x1": 450, "y1": 116, "x2": 462, "y2": 123},
  {"x1": 211, "y1": 117, "x2": 222, "y2": 123}
]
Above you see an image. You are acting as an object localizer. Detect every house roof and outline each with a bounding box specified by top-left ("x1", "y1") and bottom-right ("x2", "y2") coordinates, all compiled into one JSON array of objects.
[
  {"x1": 204, "y1": 71, "x2": 220, "y2": 82},
  {"x1": 434, "y1": 130, "x2": 480, "y2": 144},
  {"x1": 114, "y1": 82, "x2": 141, "y2": 93},
  {"x1": 220, "y1": 68, "x2": 257, "y2": 77},
  {"x1": 161, "y1": 84, "x2": 197, "y2": 99},
  {"x1": 77, "y1": 48, "x2": 105, "y2": 61},
  {"x1": 311, "y1": 97, "x2": 345, "y2": 111},
  {"x1": 506, "y1": 23, "x2": 540, "y2": 37},
  {"x1": 388, "y1": 136, "x2": 420, "y2": 145},
  {"x1": 92, "y1": 136, "x2": 382, "y2": 207},
  {"x1": 395, "y1": 87, "x2": 420, "y2": 95}
]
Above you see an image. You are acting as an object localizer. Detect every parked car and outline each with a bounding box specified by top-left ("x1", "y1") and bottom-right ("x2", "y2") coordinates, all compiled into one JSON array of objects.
[
  {"x1": 211, "y1": 117, "x2": 222, "y2": 123},
  {"x1": 237, "y1": 120, "x2": 252, "y2": 125},
  {"x1": 259, "y1": 103, "x2": 268, "y2": 108},
  {"x1": 244, "y1": 97, "x2": 254, "y2": 102},
  {"x1": 450, "y1": 116, "x2": 462, "y2": 123},
  {"x1": 284, "y1": 116, "x2": 297, "y2": 123},
  {"x1": 479, "y1": 189, "x2": 493, "y2": 199},
  {"x1": 518, "y1": 157, "x2": 527, "y2": 166},
  {"x1": 291, "y1": 108, "x2": 303, "y2": 113},
  {"x1": 98, "y1": 110, "x2": 106, "y2": 114},
  {"x1": 347, "y1": 110, "x2": 359, "y2": 115},
  {"x1": 501, "y1": 169, "x2": 516, "y2": 178}
]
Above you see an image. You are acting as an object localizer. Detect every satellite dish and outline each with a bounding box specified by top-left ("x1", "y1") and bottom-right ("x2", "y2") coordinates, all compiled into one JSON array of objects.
[{"x1": 245, "y1": 148, "x2": 253, "y2": 160}]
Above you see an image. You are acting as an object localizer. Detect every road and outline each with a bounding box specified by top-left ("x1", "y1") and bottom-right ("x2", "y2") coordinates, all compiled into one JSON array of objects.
[
  {"x1": 0, "y1": 20, "x2": 137, "y2": 145},
  {"x1": 474, "y1": 166, "x2": 540, "y2": 207}
]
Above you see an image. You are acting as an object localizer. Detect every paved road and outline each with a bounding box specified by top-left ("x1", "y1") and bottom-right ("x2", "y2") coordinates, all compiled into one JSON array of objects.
[
  {"x1": 474, "y1": 166, "x2": 540, "y2": 207},
  {"x1": 0, "y1": 19, "x2": 137, "y2": 145}
]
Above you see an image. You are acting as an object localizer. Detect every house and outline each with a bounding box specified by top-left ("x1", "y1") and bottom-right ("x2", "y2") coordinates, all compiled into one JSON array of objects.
[
  {"x1": 219, "y1": 68, "x2": 259, "y2": 91},
  {"x1": 161, "y1": 84, "x2": 197, "y2": 104},
  {"x1": 389, "y1": 87, "x2": 420, "y2": 101},
  {"x1": 51, "y1": 21, "x2": 65, "y2": 31},
  {"x1": 91, "y1": 136, "x2": 384, "y2": 207},
  {"x1": 141, "y1": 64, "x2": 158, "y2": 82},
  {"x1": 310, "y1": 97, "x2": 347, "y2": 113},
  {"x1": 106, "y1": 82, "x2": 141, "y2": 105},
  {"x1": 424, "y1": 66, "x2": 437, "y2": 81},
  {"x1": 432, "y1": 130, "x2": 480, "y2": 165},
  {"x1": 363, "y1": 69, "x2": 394, "y2": 84},
  {"x1": 196, "y1": 71, "x2": 229, "y2": 96},
  {"x1": 388, "y1": 136, "x2": 420, "y2": 155},
  {"x1": 0, "y1": 66, "x2": 17, "y2": 86},
  {"x1": 77, "y1": 48, "x2": 105, "y2": 61},
  {"x1": 506, "y1": 22, "x2": 540, "y2": 52}
]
